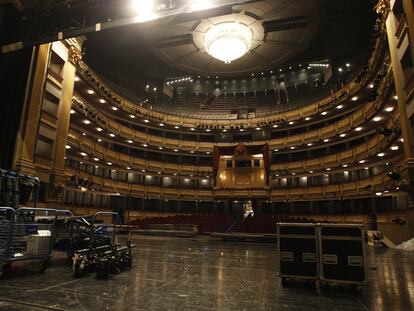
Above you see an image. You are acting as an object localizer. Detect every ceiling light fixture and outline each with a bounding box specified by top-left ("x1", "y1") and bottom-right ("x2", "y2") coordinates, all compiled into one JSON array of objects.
[
  {"x1": 204, "y1": 22, "x2": 252, "y2": 64},
  {"x1": 132, "y1": 0, "x2": 157, "y2": 22}
]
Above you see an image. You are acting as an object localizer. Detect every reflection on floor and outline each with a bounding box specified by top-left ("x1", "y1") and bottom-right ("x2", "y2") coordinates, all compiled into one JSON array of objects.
[{"x1": 0, "y1": 236, "x2": 413, "y2": 311}]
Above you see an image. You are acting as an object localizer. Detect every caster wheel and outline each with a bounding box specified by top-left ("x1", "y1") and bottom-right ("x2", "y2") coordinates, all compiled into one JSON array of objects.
[
  {"x1": 1, "y1": 264, "x2": 11, "y2": 278},
  {"x1": 39, "y1": 260, "x2": 49, "y2": 274}
]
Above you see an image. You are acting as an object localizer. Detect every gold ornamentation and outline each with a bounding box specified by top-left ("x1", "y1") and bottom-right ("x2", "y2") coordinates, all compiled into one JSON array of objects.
[
  {"x1": 234, "y1": 144, "x2": 248, "y2": 155},
  {"x1": 68, "y1": 45, "x2": 82, "y2": 65},
  {"x1": 375, "y1": 0, "x2": 390, "y2": 15}
]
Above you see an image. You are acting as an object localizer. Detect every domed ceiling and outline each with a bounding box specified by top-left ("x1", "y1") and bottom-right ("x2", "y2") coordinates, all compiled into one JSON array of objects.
[
  {"x1": 84, "y1": 0, "x2": 374, "y2": 80},
  {"x1": 148, "y1": 0, "x2": 320, "y2": 76}
]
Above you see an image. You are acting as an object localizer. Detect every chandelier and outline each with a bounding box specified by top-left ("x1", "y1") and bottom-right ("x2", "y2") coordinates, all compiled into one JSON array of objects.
[{"x1": 204, "y1": 22, "x2": 252, "y2": 64}]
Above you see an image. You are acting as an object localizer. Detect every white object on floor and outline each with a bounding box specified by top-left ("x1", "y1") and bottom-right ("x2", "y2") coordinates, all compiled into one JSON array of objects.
[{"x1": 396, "y1": 238, "x2": 414, "y2": 251}]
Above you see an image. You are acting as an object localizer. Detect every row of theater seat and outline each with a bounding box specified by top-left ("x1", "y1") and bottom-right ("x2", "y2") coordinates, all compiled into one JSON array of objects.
[
  {"x1": 129, "y1": 214, "x2": 316, "y2": 234},
  {"x1": 129, "y1": 214, "x2": 233, "y2": 234},
  {"x1": 159, "y1": 85, "x2": 332, "y2": 118}
]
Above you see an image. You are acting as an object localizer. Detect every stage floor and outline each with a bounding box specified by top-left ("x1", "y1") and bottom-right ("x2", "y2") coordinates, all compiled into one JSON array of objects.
[{"x1": 0, "y1": 235, "x2": 413, "y2": 311}]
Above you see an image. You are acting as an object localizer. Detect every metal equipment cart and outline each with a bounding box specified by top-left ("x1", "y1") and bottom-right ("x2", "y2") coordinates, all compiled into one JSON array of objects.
[
  {"x1": 0, "y1": 207, "x2": 57, "y2": 277},
  {"x1": 65, "y1": 211, "x2": 120, "y2": 259},
  {"x1": 0, "y1": 169, "x2": 40, "y2": 209},
  {"x1": 91, "y1": 212, "x2": 120, "y2": 246}
]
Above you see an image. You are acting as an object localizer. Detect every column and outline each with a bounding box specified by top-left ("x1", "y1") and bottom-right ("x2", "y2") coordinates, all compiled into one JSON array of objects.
[
  {"x1": 13, "y1": 44, "x2": 51, "y2": 175},
  {"x1": 47, "y1": 39, "x2": 83, "y2": 202}
]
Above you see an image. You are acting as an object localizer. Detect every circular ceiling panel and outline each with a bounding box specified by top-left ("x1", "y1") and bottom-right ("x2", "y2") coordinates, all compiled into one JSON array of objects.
[{"x1": 148, "y1": 0, "x2": 320, "y2": 76}]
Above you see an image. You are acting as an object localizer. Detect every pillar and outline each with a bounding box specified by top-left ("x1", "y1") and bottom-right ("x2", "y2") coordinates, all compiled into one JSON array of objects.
[
  {"x1": 378, "y1": 0, "x2": 414, "y2": 237},
  {"x1": 13, "y1": 44, "x2": 51, "y2": 175},
  {"x1": 48, "y1": 40, "x2": 83, "y2": 202}
]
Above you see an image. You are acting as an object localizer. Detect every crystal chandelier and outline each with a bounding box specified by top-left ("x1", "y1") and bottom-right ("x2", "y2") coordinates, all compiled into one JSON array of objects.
[{"x1": 204, "y1": 22, "x2": 252, "y2": 64}]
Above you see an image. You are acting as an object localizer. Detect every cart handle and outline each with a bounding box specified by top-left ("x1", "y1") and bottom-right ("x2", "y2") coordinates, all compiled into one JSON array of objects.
[
  {"x1": 0, "y1": 207, "x2": 16, "y2": 216},
  {"x1": 15, "y1": 207, "x2": 57, "y2": 215},
  {"x1": 54, "y1": 209, "x2": 74, "y2": 217},
  {"x1": 92, "y1": 211, "x2": 120, "y2": 223}
]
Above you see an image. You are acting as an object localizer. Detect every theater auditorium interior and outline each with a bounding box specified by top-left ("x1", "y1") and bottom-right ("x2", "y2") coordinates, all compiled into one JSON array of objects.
[{"x1": 0, "y1": 0, "x2": 414, "y2": 310}]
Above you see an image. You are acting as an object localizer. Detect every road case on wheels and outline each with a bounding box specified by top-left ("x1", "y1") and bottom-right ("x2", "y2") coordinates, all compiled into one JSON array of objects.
[
  {"x1": 318, "y1": 224, "x2": 366, "y2": 286},
  {"x1": 277, "y1": 223, "x2": 319, "y2": 285}
]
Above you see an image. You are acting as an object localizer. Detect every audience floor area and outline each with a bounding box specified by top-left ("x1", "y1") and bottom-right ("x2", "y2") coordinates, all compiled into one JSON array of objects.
[{"x1": 0, "y1": 235, "x2": 413, "y2": 311}]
